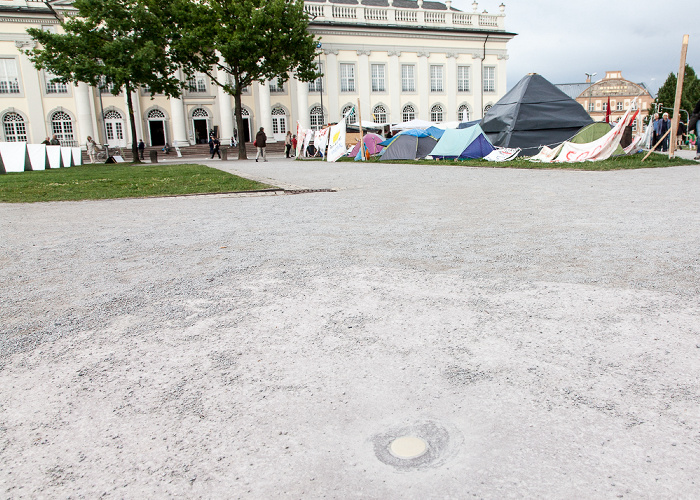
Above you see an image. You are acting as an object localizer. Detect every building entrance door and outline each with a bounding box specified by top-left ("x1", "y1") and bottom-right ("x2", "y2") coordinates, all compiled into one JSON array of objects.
[
  {"x1": 149, "y1": 120, "x2": 165, "y2": 146},
  {"x1": 193, "y1": 119, "x2": 208, "y2": 143}
]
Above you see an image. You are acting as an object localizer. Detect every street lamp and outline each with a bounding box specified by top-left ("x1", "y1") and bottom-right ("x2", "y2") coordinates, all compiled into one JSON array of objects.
[
  {"x1": 317, "y1": 42, "x2": 324, "y2": 128},
  {"x1": 585, "y1": 72, "x2": 597, "y2": 120}
]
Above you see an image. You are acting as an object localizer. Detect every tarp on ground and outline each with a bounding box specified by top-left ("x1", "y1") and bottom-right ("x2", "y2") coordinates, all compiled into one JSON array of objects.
[
  {"x1": 349, "y1": 133, "x2": 384, "y2": 157},
  {"x1": 429, "y1": 125, "x2": 495, "y2": 159},
  {"x1": 480, "y1": 73, "x2": 594, "y2": 156}
]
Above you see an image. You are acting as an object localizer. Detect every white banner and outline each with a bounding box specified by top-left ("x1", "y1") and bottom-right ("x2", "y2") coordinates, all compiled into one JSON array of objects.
[
  {"x1": 326, "y1": 118, "x2": 347, "y2": 163},
  {"x1": 554, "y1": 100, "x2": 635, "y2": 163},
  {"x1": 302, "y1": 129, "x2": 312, "y2": 156},
  {"x1": 485, "y1": 147, "x2": 520, "y2": 162},
  {"x1": 314, "y1": 128, "x2": 329, "y2": 157},
  {"x1": 295, "y1": 121, "x2": 304, "y2": 157}
]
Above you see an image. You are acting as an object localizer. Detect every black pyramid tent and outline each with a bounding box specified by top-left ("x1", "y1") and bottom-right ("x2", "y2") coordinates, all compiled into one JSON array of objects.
[{"x1": 480, "y1": 73, "x2": 594, "y2": 156}]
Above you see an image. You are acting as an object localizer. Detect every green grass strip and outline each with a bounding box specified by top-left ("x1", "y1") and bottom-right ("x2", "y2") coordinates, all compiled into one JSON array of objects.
[
  {"x1": 336, "y1": 151, "x2": 696, "y2": 170},
  {"x1": 0, "y1": 163, "x2": 275, "y2": 203}
]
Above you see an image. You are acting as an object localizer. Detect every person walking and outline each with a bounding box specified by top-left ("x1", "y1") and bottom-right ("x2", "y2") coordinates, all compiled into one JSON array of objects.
[
  {"x1": 284, "y1": 131, "x2": 292, "y2": 158},
  {"x1": 208, "y1": 135, "x2": 215, "y2": 157},
  {"x1": 86, "y1": 136, "x2": 98, "y2": 164},
  {"x1": 689, "y1": 99, "x2": 700, "y2": 160},
  {"x1": 211, "y1": 137, "x2": 221, "y2": 159},
  {"x1": 137, "y1": 139, "x2": 145, "y2": 160},
  {"x1": 255, "y1": 127, "x2": 267, "y2": 162}
]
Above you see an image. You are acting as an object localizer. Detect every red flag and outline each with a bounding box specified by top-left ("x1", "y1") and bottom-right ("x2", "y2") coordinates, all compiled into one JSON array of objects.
[
  {"x1": 605, "y1": 96, "x2": 611, "y2": 123},
  {"x1": 628, "y1": 109, "x2": 640, "y2": 127}
]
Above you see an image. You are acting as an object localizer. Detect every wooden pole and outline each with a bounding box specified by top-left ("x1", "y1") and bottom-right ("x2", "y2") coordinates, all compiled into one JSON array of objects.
[
  {"x1": 669, "y1": 34, "x2": 689, "y2": 158},
  {"x1": 357, "y1": 98, "x2": 365, "y2": 161},
  {"x1": 642, "y1": 128, "x2": 673, "y2": 161}
]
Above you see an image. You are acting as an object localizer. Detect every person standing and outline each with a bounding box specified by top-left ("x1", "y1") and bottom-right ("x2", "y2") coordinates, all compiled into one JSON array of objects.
[
  {"x1": 41, "y1": 137, "x2": 51, "y2": 145},
  {"x1": 659, "y1": 113, "x2": 671, "y2": 152},
  {"x1": 689, "y1": 99, "x2": 700, "y2": 160},
  {"x1": 49, "y1": 134, "x2": 60, "y2": 145},
  {"x1": 284, "y1": 130, "x2": 292, "y2": 158},
  {"x1": 86, "y1": 136, "x2": 98, "y2": 164},
  {"x1": 255, "y1": 127, "x2": 267, "y2": 162},
  {"x1": 137, "y1": 139, "x2": 145, "y2": 160},
  {"x1": 211, "y1": 137, "x2": 221, "y2": 159},
  {"x1": 291, "y1": 134, "x2": 297, "y2": 157}
]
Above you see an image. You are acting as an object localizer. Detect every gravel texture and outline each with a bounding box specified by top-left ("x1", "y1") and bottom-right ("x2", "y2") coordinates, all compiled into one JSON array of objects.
[{"x1": 1, "y1": 158, "x2": 700, "y2": 498}]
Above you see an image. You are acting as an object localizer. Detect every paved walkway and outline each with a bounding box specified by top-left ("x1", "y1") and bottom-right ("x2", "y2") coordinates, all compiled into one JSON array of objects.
[{"x1": 1, "y1": 160, "x2": 699, "y2": 498}]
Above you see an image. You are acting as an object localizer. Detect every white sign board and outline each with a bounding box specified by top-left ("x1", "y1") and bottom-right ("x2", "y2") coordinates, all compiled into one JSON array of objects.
[
  {"x1": 71, "y1": 147, "x2": 82, "y2": 166},
  {"x1": 27, "y1": 144, "x2": 47, "y2": 171},
  {"x1": 46, "y1": 146, "x2": 62, "y2": 168},
  {"x1": 60, "y1": 147, "x2": 73, "y2": 167},
  {"x1": 0, "y1": 142, "x2": 28, "y2": 173}
]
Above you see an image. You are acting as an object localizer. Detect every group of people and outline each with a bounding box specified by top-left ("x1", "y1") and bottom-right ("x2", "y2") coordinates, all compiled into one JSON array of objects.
[
  {"x1": 284, "y1": 131, "x2": 298, "y2": 158},
  {"x1": 650, "y1": 100, "x2": 700, "y2": 160}
]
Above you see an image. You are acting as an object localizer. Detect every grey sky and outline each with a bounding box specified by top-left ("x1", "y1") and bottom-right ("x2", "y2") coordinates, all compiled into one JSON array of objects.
[{"x1": 453, "y1": 0, "x2": 698, "y2": 95}]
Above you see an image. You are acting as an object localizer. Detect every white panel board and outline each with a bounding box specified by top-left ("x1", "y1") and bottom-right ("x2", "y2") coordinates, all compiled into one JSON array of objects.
[
  {"x1": 27, "y1": 144, "x2": 47, "y2": 171},
  {"x1": 71, "y1": 147, "x2": 82, "y2": 166},
  {"x1": 46, "y1": 146, "x2": 62, "y2": 168},
  {"x1": 0, "y1": 142, "x2": 28, "y2": 173},
  {"x1": 61, "y1": 147, "x2": 73, "y2": 167}
]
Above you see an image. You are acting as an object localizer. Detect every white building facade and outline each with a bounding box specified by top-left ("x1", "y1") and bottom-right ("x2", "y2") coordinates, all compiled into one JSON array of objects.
[{"x1": 0, "y1": 0, "x2": 515, "y2": 147}]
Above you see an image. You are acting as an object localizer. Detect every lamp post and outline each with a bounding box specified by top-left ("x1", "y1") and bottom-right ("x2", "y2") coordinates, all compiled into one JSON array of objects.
[
  {"x1": 317, "y1": 42, "x2": 324, "y2": 128},
  {"x1": 585, "y1": 72, "x2": 596, "y2": 120}
]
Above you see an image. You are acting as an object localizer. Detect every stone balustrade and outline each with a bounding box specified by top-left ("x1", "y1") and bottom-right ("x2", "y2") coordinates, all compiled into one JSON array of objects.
[{"x1": 304, "y1": 1, "x2": 506, "y2": 31}]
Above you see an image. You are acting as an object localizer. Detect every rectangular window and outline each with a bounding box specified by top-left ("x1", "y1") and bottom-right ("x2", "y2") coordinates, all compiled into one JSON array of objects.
[
  {"x1": 588, "y1": 103, "x2": 594, "y2": 112},
  {"x1": 0, "y1": 59, "x2": 20, "y2": 94},
  {"x1": 340, "y1": 63, "x2": 355, "y2": 92},
  {"x1": 401, "y1": 64, "x2": 415, "y2": 92},
  {"x1": 371, "y1": 64, "x2": 386, "y2": 92},
  {"x1": 457, "y1": 65, "x2": 470, "y2": 92},
  {"x1": 188, "y1": 74, "x2": 207, "y2": 93},
  {"x1": 268, "y1": 77, "x2": 285, "y2": 93},
  {"x1": 616, "y1": 102, "x2": 623, "y2": 111},
  {"x1": 45, "y1": 73, "x2": 68, "y2": 94},
  {"x1": 100, "y1": 76, "x2": 115, "y2": 94},
  {"x1": 483, "y1": 66, "x2": 496, "y2": 93},
  {"x1": 430, "y1": 65, "x2": 443, "y2": 92},
  {"x1": 308, "y1": 63, "x2": 323, "y2": 93}
]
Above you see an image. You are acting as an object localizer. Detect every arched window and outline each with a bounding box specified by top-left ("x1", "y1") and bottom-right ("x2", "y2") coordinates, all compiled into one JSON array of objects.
[
  {"x1": 104, "y1": 110, "x2": 124, "y2": 143},
  {"x1": 272, "y1": 106, "x2": 287, "y2": 135},
  {"x1": 148, "y1": 109, "x2": 165, "y2": 119},
  {"x1": 430, "y1": 104, "x2": 444, "y2": 123},
  {"x1": 310, "y1": 105, "x2": 324, "y2": 131},
  {"x1": 342, "y1": 105, "x2": 356, "y2": 124},
  {"x1": 484, "y1": 104, "x2": 493, "y2": 114},
  {"x1": 51, "y1": 111, "x2": 74, "y2": 143},
  {"x1": 104, "y1": 110, "x2": 122, "y2": 120},
  {"x1": 373, "y1": 105, "x2": 387, "y2": 124},
  {"x1": 3, "y1": 112, "x2": 27, "y2": 142},
  {"x1": 192, "y1": 108, "x2": 209, "y2": 118},
  {"x1": 458, "y1": 104, "x2": 471, "y2": 122},
  {"x1": 402, "y1": 104, "x2": 415, "y2": 123}
]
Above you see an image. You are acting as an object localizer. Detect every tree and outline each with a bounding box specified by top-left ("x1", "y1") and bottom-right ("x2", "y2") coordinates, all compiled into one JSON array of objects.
[
  {"x1": 191, "y1": 0, "x2": 320, "y2": 160},
  {"x1": 652, "y1": 64, "x2": 700, "y2": 123},
  {"x1": 25, "y1": 0, "x2": 202, "y2": 162}
]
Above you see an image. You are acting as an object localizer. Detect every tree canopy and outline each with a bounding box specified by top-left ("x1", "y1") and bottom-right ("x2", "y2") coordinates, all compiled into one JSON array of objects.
[
  {"x1": 26, "y1": 0, "x2": 203, "y2": 160},
  {"x1": 191, "y1": 0, "x2": 321, "y2": 159},
  {"x1": 653, "y1": 64, "x2": 700, "y2": 122}
]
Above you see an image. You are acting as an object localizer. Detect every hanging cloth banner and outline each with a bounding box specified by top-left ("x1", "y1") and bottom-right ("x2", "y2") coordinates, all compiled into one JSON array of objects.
[
  {"x1": 295, "y1": 121, "x2": 305, "y2": 157},
  {"x1": 326, "y1": 117, "x2": 347, "y2": 162},
  {"x1": 302, "y1": 129, "x2": 313, "y2": 156},
  {"x1": 314, "y1": 128, "x2": 329, "y2": 157},
  {"x1": 553, "y1": 100, "x2": 636, "y2": 163}
]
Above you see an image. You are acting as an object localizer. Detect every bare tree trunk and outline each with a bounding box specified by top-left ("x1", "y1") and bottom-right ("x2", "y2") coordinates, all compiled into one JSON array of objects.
[
  {"x1": 125, "y1": 84, "x2": 141, "y2": 163},
  {"x1": 234, "y1": 90, "x2": 247, "y2": 160}
]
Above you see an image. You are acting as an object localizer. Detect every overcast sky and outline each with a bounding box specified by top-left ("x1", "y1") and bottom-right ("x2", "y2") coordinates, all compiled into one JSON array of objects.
[{"x1": 452, "y1": 0, "x2": 698, "y2": 95}]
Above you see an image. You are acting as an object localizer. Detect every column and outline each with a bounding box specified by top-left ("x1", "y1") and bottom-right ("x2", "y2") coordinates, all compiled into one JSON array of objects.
[
  {"x1": 256, "y1": 81, "x2": 275, "y2": 142},
  {"x1": 417, "y1": 51, "x2": 430, "y2": 121},
  {"x1": 357, "y1": 50, "x2": 371, "y2": 121},
  {"x1": 17, "y1": 42, "x2": 47, "y2": 142},
  {"x1": 295, "y1": 75, "x2": 310, "y2": 129},
  {"x1": 446, "y1": 53, "x2": 457, "y2": 123},
  {"x1": 472, "y1": 52, "x2": 483, "y2": 119},
  {"x1": 169, "y1": 95, "x2": 188, "y2": 146},
  {"x1": 74, "y1": 82, "x2": 95, "y2": 142},
  {"x1": 388, "y1": 51, "x2": 401, "y2": 124},
  {"x1": 217, "y1": 82, "x2": 234, "y2": 141},
  {"x1": 325, "y1": 49, "x2": 339, "y2": 122}
]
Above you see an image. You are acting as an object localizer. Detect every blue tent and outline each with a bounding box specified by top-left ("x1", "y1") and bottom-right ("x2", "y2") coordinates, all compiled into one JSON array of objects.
[
  {"x1": 379, "y1": 128, "x2": 437, "y2": 147},
  {"x1": 457, "y1": 119, "x2": 481, "y2": 129},
  {"x1": 429, "y1": 125, "x2": 495, "y2": 160},
  {"x1": 425, "y1": 126, "x2": 445, "y2": 139}
]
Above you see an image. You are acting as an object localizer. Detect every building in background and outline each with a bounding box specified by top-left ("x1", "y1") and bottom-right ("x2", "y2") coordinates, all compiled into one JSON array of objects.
[
  {"x1": 557, "y1": 71, "x2": 654, "y2": 132},
  {"x1": 1, "y1": 0, "x2": 515, "y2": 147}
]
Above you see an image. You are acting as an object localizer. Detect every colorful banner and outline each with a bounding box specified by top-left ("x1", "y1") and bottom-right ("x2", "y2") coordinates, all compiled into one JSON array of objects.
[{"x1": 326, "y1": 118, "x2": 347, "y2": 162}]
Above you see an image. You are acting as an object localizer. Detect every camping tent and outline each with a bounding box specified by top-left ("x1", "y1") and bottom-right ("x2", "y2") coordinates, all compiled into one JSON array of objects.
[
  {"x1": 480, "y1": 73, "x2": 594, "y2": 156},
  {"x1": 379, "y1": 134, "x2": 438, "y2": 161},
  {"x1": 349, "y1": 133, "x2": 384, "y2": 157},
  {"x1": 570, "y1": 122, "x2": 624, "y2": 155},
  {"x1": 429, "y1": 125, "x2": 495, "y2": 159}
]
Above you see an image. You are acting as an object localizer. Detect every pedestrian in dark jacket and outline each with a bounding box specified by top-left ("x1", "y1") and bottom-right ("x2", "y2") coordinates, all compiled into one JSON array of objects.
[
  {"x1": 137, "y1": 139, "x2": 145, "y2": 160},
  {"x1": 689, "y1": 99, "x2": 700, "y2": 160},
  {"x1": 211, "y1": 137, "x2": 221, "y2": 159},
  {"x1": 208, "y1": 136, "x2": 214, "y2": 156},
  {"x1": 255, "y1": 127, "x2": 267, "y2": 162}
]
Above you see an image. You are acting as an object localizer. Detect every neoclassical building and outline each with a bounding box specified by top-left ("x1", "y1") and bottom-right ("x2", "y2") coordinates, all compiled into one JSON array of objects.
[{"x1": 1, "y1": 0, "x2": 515, "y2": 147}]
